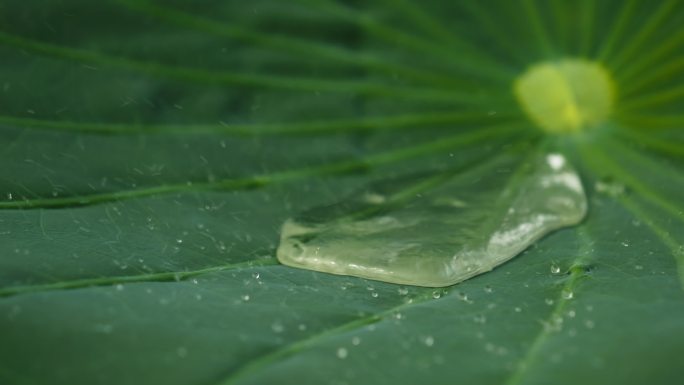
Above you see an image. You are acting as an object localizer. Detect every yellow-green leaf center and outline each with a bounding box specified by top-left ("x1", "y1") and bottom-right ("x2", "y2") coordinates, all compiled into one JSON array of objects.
[{"x1": 514, "y1": 59, "x2": 616, "y2": 133}]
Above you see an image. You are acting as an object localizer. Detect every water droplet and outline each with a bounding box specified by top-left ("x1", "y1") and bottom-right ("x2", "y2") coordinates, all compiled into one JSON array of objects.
[
  {"x1": 176, "y1": 347, "x2": 188, "y2": 358},
  {"x1": 584, "y1": 320, "x2": 595, "y2": 329},
  {"x1": 562, "y1": 289, "x2": 574, "y2": 300},
  {"x1": 351, "y1": 336, "x2": 361, "y2": 346},
  {"x1": 252, "y1": 272, "x2": 260, "y2": 279},
  {"x1": 397, "y1": 287, "x2": 409, "y2": 296},
  {"x1": 336, "y1": 347, "x2": 348, "y2": 359},
  {"x1": 634, "y1": 264, "x2": 643, "y2": 270},
  {"x1": 176, "y1": 239, "x2": 183, "y2": 244},
  {"x1": 115, "y1": 284, "x2": 124, "y2": 291},
  {"x1": 567, "y1": 310, "x2": 576, "y2": 318},
  {"x1": 432, "y1": 290, "x2": 442, "y2": 299},
  {"x1": 276, "y1": 153, "x2": 587, "y2": 287},
  {"x1": 271, "y1": 322, "x2": 284, "y2": 333},
  {"x1": 621, "y1": 241, "x2": 629, "y2": 247},
  {"x1": 514, "y1": 307, "x2": 522, "y2": 313},
  {"x1": 371, "y1": 292, "x2": 379, "y2": 298},
  {"x1": 595, "y1": 179, "x2": 626, "y2": 197},
  {"x1": 545, "y1": 298, "x2": 555, "y2": 306},
  {"x1": 484, "y1": 285, "x2": 493, "y2": 293},
  {"x1": 241, "y1": 294, "x2": 250, "y2": 302},
  {"x1": 550, "y1": 264, "x2": 561, "y2": 274},
  {"x1": 473, "y1": 314, "x2": 487, "y2": 324},
  {"x1": 423, "y1": 336, "x2": 435, "y2": 347}
]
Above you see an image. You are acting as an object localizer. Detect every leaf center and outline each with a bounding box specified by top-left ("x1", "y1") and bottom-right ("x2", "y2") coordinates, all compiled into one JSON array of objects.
[{"x1": 514, "y1": 59, "x2": 615, "y2": 133}]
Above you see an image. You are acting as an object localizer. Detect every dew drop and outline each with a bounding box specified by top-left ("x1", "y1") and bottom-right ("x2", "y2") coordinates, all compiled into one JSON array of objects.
[
  {"x1": 473, "y1": 314, "x2": 487, "y2": 324},
  {"x1": 562, "y1": 290, "x2": 574, "y2": 300},
  {"x1": 371, "y1": 292, "x2": 379, "y2": 298},
  {"x1": 545, "y1": 298, "x2": 555, "y2": 306},
  {"x1": 241, "y1": 294, "x2": 250, "y2": 302},
  {"x1": 584, "y1": 320, "x2": 595, "y2": 329},
  {"x1": 176, "y1": 347, "x2": 188, "y2": 358},
  {"x1": 336, "y1": 347, "x2": 348, "y2": 359},
  {"x1": 271, "y1": 322, "x2": 284, "y2": 333},
  {"x1": 397, "y1": 287, "x2": 409, "y2": 296},
  {"x1": 484, "y1": 285, "x2": 493, "y2": 293},
  {"x1": 351, "y1": 336, "x2": 361, "y2": 346},
  {"x1": 423, "y1": 336, "x2": 435, "y2": 347},
  {"x1": 595, "y1": 179, "x2": 626, "y2": 197},
  {"x1": 550, "y1": 264, "x2": 561, "y2": 274},
  {"x1": 432, "y1": 290, "x2": 442, "y2": 299}
]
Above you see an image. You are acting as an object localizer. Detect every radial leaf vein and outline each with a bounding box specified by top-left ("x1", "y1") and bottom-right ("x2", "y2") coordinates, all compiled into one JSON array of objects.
[
  {"x1": 504, "y1": 227, "x2": 593, "y2": 385},
  {"x1": 0, "y1": 259, "x2": 279, "y2": 298},
  {"x1": 0, "y1": 124, "x2": 531, "y2": 210},
  {"x1": 0, "y1": 30, "x2": 487, "y2": 105}
]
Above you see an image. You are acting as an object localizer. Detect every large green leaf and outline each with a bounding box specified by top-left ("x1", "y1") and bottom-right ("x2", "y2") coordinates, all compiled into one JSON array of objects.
[{"x1": 1, "y1": 1, "x2": 683, "y2": 384}]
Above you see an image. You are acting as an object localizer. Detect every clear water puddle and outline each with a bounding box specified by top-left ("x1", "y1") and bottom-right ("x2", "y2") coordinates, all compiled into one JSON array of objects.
[{"x1": 277, "y1": 153, "x2": 587, "y2": 287}]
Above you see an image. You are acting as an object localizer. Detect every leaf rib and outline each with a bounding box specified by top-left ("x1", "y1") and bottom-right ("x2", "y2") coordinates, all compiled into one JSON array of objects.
[
  {"x1": 0, "y1": 31, "x2": 485, "y2": 105},
  {"x1": 216, "y1": 290, "x2": 436, "y2": 385},
  {"x1": 115, "y1": 0, "x2": 465, "y2": 89},
  {"x1": 504, "y1": 227, "x2": 593, "y2": 385},
  {"x1": 579, "y1": 141, "x2": 684, "y2": 222},
  {"x1": 0, "y1": 111, "x2": 519, "y2": 136},
  {"x1": 0, "y1": 123, "x2": 531, "y2": 210},
  {"x1": 607, "y1": 0, "x2": 678, "y2": 71},
  {"x1": 302, "y1": 0, "x2": 515, "y2": 83},
  {"x1": 616, "y1": 198, "x2": 684, "y2": 288},
  {"x1": 0, "y1": 258, "x2": 279, "y2": 298}
]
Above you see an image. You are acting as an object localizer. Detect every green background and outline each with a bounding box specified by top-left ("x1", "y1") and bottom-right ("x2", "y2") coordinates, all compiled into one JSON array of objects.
[{"x1": 0, "y1": 1, "x2": 683, "y2": 384}]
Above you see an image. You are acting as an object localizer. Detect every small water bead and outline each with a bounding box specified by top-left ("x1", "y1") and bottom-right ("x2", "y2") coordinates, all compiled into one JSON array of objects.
[
  {"x1": 634, "y1": 265, "x2": 644, "y2": 270},
  {"x1": 371, "y1": 292, "x2": 379, "y2": 298},
  {"x1": 176, "y1": 347, "x2": 188, "y2": 358},
  {"x1": 397, "y1": 287, "x2": 409, "y2": 296},
  {"x1": 298, "y1": 324, "x2": 307, "y2": 331},
  {"x1": 545, "y1": 298, "x2": 555, "y2": 306},
  {"x1": 241, "y1": 294, "x2": 250, "y2": 302},
  {"x1": 115, "y1": 284, "x2": 124, "y2": 291},
  {"x1": 584, "y1": 320, "x2": 595, "y2": 329},
  {"x1": 514, "y1": 307, "x2": 522, "y2": 313},
  {"x1": 562, "y1": 290, "x2": 574, "y2": 300},
  {"x1": 271, "y1": 322, "x2": 284, "y2": 333},
  {"x1": 336, "y1": 347, "x2": 348, "y2": 359},
  {"x1": 567, "y1": 309, "x2": 576, "y2": 318},
  {"x1": 473, "y1": 314, "x2": 487, "y2": 324},
  {"x1": 594, "y1": 179, "x2": 626, "y2": 197},
  {"x1": 432, "y1": 290, "x2": 442, "y2": 299},
  {"x1": 423, "y1": 336, "x2": 435, "y2": 347},
  {"x1": 351, "y1": 336, "x2": 361, "y2": 346},
  {"x1": 621, "y1": 241, "x2": 629, "y2": 247},
  {"x1": 550, "y1": 264, "x2": 561, "y2": 274},
  {"x1": 252, "y1": 272, "x2": 260, "y2": 280},
  {"x1": 484, "y1": 285, "x2": 493, "y2": 293}
]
